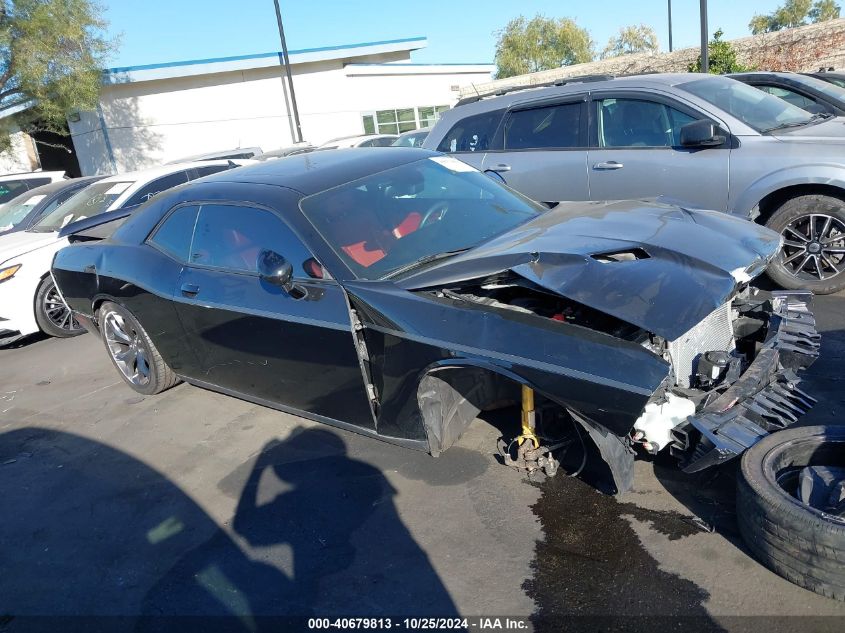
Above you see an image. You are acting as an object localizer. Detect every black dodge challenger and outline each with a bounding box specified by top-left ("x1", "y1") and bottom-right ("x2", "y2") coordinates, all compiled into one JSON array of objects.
[
  {"x1": 51, "y1": 147, "x2": 822, "y2": 486},
  {"x1": 52, "y1": 149, "x2": 845, "y2": 599}
]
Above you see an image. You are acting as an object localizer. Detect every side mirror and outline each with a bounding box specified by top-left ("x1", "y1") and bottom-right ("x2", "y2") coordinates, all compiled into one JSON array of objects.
[
  {"x1": 680, "y1": 120, "x2": 726, "y2": 148},
  {"x1": 257, "y1": 249, "x2": 294, "y2": 293}
]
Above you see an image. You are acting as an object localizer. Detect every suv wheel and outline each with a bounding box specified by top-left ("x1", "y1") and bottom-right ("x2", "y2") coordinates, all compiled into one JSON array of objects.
[
  {"x1": 765, "y1": 195, "x2": 845, "y2": 294},
  {"x1": 34, "y1": 276, "x2": 85, "y2": 338}
]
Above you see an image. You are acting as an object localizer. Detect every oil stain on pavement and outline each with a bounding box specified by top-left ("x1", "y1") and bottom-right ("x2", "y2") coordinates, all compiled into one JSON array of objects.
[{"x1": 525, "y1": 475, "x2": 725, "y2": 633}]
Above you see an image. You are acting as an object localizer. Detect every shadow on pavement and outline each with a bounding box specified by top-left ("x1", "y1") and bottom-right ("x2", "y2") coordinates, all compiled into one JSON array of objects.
[{"x1": 0, "y1": 426, "x2": 456, "y2": 632}]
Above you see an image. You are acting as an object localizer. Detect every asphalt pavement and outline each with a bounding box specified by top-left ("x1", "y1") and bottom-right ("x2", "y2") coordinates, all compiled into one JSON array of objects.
[{"x1": 1, "y1": 293, "x2": 844, "y2": 632}]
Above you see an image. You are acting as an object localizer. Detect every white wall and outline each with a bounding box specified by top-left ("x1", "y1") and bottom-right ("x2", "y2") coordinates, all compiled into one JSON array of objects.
[
  {"x1": 0, "y1": 127, "x2": 38, "y2": 174},
  {"x1": 68, "y1": 57, "x2": 493, "y2": 175}
]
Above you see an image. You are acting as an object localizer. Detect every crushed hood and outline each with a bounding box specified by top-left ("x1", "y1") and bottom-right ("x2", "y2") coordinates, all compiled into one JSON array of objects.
[
  {"x1": 402, "y1": 201, "x2": 780, "y2": 341},
  {"x1": 0, "y1": 230, "x2": 60, "y2": 266}
]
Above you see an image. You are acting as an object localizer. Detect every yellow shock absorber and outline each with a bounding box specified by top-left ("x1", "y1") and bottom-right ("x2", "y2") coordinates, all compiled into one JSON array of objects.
[{"x1": 518, "y1": 384, "x2": 539, "y2": 448}]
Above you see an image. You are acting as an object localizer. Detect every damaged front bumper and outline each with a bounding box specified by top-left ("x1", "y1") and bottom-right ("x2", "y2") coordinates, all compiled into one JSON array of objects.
[{"x1": 671, "y1": 291, "x2": 821, "y2": 473}]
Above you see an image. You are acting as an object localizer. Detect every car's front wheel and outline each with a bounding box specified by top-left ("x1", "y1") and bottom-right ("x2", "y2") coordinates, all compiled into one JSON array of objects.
[
  {"x1": 34, "y1": 276, "x2": 85, "y2": 339},
  {"x1": 99, "y1": 301, "x2": 180, "y2": 395},
  {"x1": 765, "y1": 194, "x2": 845, "y2": 294}
]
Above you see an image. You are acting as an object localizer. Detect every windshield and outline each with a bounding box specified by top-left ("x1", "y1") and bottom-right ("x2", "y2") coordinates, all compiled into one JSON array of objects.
[
  {"x1": 681, "y1": 76, "x2": 813, "y2": 132},
  {"x1": 0, "y1": 193, "x2": 44, "y2": 232},
  {"x1": 794, "y1": 73, "x2": 845, "y2": 101},
  {"x1": 300, "y1": 156, "x2": 543, "y2": 280},
  {"x1": 31, "y1": 181, "x2": 132, "y2": 232}
]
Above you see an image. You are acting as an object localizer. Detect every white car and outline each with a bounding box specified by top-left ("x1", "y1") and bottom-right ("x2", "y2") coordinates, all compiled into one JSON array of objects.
[
  {"x1": 318, "y1": 134, "x2": 398, "y2": 149},
  {"x1": 0, "y1": 160, "x2": 250, "y2": 345},
  {"x1": 0, "y1": 171, "x2": 66, "y2": 209}
]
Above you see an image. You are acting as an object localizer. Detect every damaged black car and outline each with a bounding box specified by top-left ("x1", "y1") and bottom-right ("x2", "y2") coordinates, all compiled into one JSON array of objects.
[{"x1": 51, "y1": 148, "x2": 833, "y2": 597}]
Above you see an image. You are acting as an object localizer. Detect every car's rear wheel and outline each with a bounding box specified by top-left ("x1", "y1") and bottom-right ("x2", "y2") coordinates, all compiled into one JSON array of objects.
[
  {"x1": 764, "y1": 195, "x2": 845, "y2": 294},
  {"x1": 99, "y1": 301, "x2": 180, "y2": 395},
  {"x1": 34, "y1": 276, "x2": 85, "y2": 339}
]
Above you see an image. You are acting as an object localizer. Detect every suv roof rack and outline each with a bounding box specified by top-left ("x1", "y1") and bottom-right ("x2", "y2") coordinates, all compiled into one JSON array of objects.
[{"x1": 456, "y1": 74, "x2": 615, "y2": 107}]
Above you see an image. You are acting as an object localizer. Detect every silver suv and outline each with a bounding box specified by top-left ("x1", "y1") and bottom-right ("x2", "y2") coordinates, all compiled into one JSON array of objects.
[{"x1": 424, "y1": 73, "x2": 845, "y2": 294}]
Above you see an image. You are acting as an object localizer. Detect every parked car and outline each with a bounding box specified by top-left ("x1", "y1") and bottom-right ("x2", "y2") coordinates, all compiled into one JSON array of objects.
[
  {"x1": 319, "y1": 134, "x2": 398, "y2": 149},
  {"x1": 423, "y1": 73, "x2": 845, "y2": 294},
  {"x1": 0, "y1": 171, "x2": 66, "y2": 209},
  {"x1": 729, "y1": 71, "x2": 845, "y2": 116},
  {"x1": 0, "y1": 176, "x2": 103, "y2": 237},
  {"x1": 258, "y1": 143, "x2": 315, "y2": 160},
  {"x1": 51, "y1": 147, "x2": 830, "y2": 595},
  {"x1": 0, "y1": 160, "x2": 250, "y2": 346},
  {"x1": 165, "y1": 147, "x2": 263, "y2": 163},
  {"x1": 50, "y1": 147, "x2": 842, "y2": 602},
  {"x1": 805, "y1": 68, "x2": 845, "y2": 89},
  {"x1": 392, "y1": 129, "x2": 430, "y2": 148}
]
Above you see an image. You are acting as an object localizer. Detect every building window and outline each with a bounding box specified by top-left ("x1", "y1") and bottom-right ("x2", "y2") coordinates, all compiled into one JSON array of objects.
[
  {"x1": 361, "y1": 105, "x2": 450, "y2": 135},
  {"x1": 418, "y1": 105, "x2": 450, "y2": 129}
]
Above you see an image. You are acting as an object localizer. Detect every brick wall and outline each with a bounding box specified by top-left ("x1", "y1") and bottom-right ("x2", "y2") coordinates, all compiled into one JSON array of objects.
[{"x1": 461, "y1": 18, "x2": 845, "y2": 98}]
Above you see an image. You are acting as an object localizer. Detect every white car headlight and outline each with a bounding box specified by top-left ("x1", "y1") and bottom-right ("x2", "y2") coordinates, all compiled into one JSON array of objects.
[{"x1": 0, "y1": 264, "x2": 21, "y2": 284}]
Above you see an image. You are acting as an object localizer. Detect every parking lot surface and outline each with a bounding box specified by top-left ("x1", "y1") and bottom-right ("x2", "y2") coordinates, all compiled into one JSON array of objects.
[{"x1": 1, "y1": 293, "x2": 845, "y2": 632}]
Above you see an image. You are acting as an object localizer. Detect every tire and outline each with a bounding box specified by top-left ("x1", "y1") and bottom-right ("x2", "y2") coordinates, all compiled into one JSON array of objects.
[
  {"x1": 764, "y1": 194, "x2": 845, "y2": 294},
  {"x1": 98, "y1": 301, "x2": 180, "y2": 395},
  {"x1": 34, "y1": 276, "x2": 85, "y2": 339},
  {"x1": 737, "y1": 426, "x2": 845, "y2": 601}
]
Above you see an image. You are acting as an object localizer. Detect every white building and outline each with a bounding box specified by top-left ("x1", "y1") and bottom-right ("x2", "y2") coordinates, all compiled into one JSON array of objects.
[{"x1": 67, "y1": 37, "x2": 493, "y2": 175}]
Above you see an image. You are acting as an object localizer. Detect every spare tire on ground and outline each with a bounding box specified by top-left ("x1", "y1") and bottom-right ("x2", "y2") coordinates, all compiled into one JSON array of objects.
[{"x1": 737, "y1": 425, "x2": 845, "y2": 601}]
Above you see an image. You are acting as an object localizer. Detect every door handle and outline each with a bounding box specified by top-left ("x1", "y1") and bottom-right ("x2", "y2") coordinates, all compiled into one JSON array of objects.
[
  {"x1": 180, "y1": 283, "x2": 199, "y2": 297},
  {"x1": 488, "y1": 163, "x2": 511, "y2": 172},
  {"x1": 593, "y1": 161, "x2": 624, "y2": 170}
]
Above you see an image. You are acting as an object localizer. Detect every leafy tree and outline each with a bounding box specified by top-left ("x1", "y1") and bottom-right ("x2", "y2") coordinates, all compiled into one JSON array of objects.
[
  {"x1": 494, "y1": 14, "x2": 594, "y2": 79},
  {"x1": 0, "y1": 0, "x2": 114, "y2": 151},
  {"x1": 749, "y1": 0, "x2": 840, "y2": 34},
  {"x1": 689, "y1": 29, "x2": 754, "y2": 74},
  {"x1": 600, "y1": 24, "x2": 659, "y2": 59},
  {"x1": 809, "y1": 0, "x2": 841, "y2": 20}
]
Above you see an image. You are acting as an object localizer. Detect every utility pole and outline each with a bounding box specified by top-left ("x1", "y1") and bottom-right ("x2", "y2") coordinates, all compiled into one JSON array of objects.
[
  {"x1": 700, "y1": 0, "x2": 709, "y2": 73},
  {"x1": 273, "y1": 0, "x2": 303, "y2": 143},
  {"x1": 668, "y1": 0, "x2": 673, "y2": 52}
]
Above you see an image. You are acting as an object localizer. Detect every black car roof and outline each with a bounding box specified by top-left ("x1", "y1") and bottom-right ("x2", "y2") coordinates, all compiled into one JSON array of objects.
[{"x1": 200, "y1": 147, "x2": 438, "y2": 195}]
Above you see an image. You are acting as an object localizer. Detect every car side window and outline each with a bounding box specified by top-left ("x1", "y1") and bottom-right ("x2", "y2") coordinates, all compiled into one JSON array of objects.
[
  {"x1": 194, "y1": 164, "x2": 234, "y2": 178},
  {"x1": 35, "y1": 187, "x2": 81, "y2": 220},
  {"x1": 436, "y1": 109, "x2": 504, "y2": 153},
  {"x1": 148, "y1": 205, "x2": 199, "y2": 262},
  {"x1": 190, "y1": 204, "x2": 315, "y2": 278},
  {"x1": 596, "y1": 98, "x2": 696, "y2": 148},
  {"x1": 756, "y1": 85, "x2": 818, "y2": 110},
  {"x1": 503, "y1": 102, "x2": 582, "y2": 150},
  {"x1": 124, "y1": 171, "x2": 191, "y2": 207}
]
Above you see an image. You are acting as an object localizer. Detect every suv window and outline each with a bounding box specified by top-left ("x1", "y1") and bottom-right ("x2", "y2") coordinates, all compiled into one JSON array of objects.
[
  {"x1": 597, "y1": 98, "x2": 696, "y2": 148},
  {"x1": 504, "y1": 102, "x2": 582, "y2": 150},
  {"x1": 190, "y1": 204, "x2": 313, "y2": 276},
  {"x1": 148, "y1": 205, "x2": 199, "y2": 261},
  {"x1": 124, "y1": 171, "x2": 190, "y2": 207},
  {"x1": 436, "y1": 110, "x2": 503, "y2": 153}
]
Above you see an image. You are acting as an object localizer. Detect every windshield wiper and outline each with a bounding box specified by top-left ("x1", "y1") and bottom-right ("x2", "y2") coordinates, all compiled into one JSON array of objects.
[
  {"x1": 382, "y1": 247, "x2": 472, "y2": 280},
  {"x1": 762, "y1": 112, "x2": 833, "y2": 133}
]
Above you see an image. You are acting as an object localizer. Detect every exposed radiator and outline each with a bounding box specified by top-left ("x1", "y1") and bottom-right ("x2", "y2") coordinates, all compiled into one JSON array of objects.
[{"x1": 668, "y1": 302, "x2": 735, "y2": 387}]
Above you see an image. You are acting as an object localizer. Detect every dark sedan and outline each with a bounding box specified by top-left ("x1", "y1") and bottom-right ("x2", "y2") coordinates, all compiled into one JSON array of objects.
[
  {"x1": 0, "y1": 177, "x2": 102, "y2": 237},
  {"x1": 52, "y1": 148, "x2": 819, "y2": 495}
]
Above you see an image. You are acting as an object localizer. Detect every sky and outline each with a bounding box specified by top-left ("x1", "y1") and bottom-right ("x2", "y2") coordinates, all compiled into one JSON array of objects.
[{"x1": 102, "y1": 0, "x2": 788, "y2": 69}]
